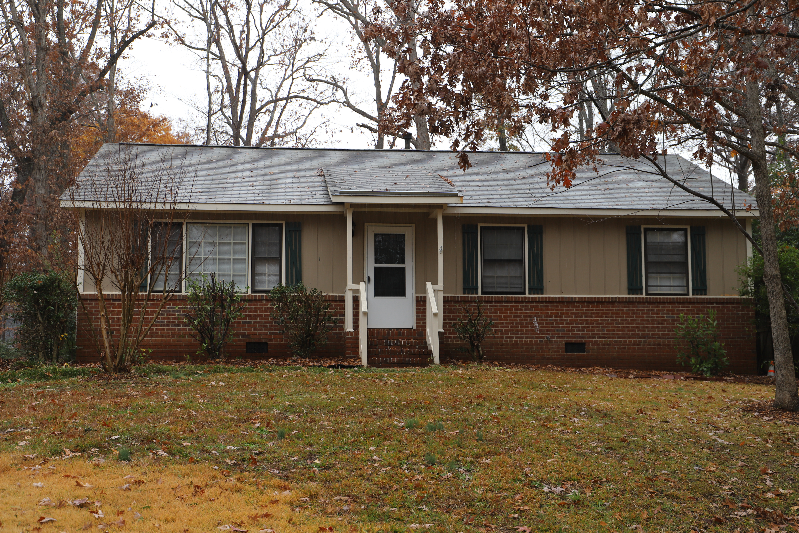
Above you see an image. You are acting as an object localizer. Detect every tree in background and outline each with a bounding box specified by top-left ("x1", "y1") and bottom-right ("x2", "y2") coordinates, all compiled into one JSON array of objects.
[
  {"x1": 174, "y1": 0, "x2": 331, "y2": 147},
  {"x1": 73, "y1": 86, "x2": 192, "y2": 169},
  {"x1": 0, "y1": 0, "x2": 157, "y2": 269},
  {"x1": 375, "y1": 0, "x2": 799, "y2": 409},
  {"x1": 311, "y1": 0, "x2": 431, "y2": 149}
]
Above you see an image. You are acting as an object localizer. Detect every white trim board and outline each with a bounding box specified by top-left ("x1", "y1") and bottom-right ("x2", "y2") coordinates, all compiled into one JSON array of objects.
[
  {"x1": 445, "y1": 207, "x2": 758, "y2": 217},
  {"x1": 61, "y1": 200, "x2": 344, "y2": 213}
]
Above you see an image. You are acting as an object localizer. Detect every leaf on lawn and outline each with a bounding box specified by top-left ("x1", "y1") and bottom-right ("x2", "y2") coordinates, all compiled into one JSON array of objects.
[
  {"x1": 37, "y1": 516, "x2": 56, "y2": 523},
  {"x1": 92, "y1": 509, "x2": 104, "y2": 519},
  {"x1": 515, "y1": 527, "x2": 532, "y2": 532},
  {"x1": 69, "y1": 498, "x2": 90, "y2": 507},
  {"x1": 119, "y1": 484, "x2": 131, "y2": 491},
  {"x1": 32, "y1": 482, "x2": 44, "y2": 488},
  {"x1": 75, "y1": 480, "x2": 92, "y2": 488},
  {"x1": 38, "y1": 497, "x2": 55, "y2": 507}
]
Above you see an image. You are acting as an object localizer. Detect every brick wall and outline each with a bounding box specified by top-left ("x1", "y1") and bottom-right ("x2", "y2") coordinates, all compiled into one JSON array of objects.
[
  {"x1": 439, "y1": 295, "x2": 757, "y2": 374},
  {"x1": 77, "y1": 293, "x2": 757, "y2": 374},
  {"x1": 76, "y1": 293, "x2": 348, "y2": 363}
]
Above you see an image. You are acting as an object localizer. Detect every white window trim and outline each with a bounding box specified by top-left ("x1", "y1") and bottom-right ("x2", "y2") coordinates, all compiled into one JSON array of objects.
[
  {"x1": 641, "y1": 225, "x2": 692, "y2": 297},
  {"x1": 147, "y1": 220, "x2": 286, "y2": 294},
  {"x1": 477, "y1": 223, "x2": 528, "y2": 296}
]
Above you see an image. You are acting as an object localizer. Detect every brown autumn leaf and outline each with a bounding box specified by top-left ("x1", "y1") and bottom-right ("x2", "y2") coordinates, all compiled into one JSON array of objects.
[
  {"x1": 75, "y1": 480, "x2": 93, "y2": 488},
  {"x1": 70, "y1": 498, "x2": 90, "y2": 507},
  {"x1": 37, "y1": 516, "x2": 56, "y2": 523}
]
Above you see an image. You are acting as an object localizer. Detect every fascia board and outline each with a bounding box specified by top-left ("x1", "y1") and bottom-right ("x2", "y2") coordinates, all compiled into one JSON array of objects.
[
  {"x1": 443, "y1": 207, "x2": 759, "y2": 217},
  {"x1": 331, "y1": 195, "x2": 463, "y2": 204},
  {"x1": 60, "y1": 200, "x2": 345, "y2": 213}
]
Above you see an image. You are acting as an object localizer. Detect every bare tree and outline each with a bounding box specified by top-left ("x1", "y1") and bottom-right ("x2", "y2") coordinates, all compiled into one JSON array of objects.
[
  {"x1": 175, "y1": 0, "x2": 330, "y2": 147},
  {"x1": 309, "y1": 0, "x2": 434, "y2": 149},
  {"x1": 0, "y1": 0, "x2": 156, "y2": 266},
  {"x1": 70, "y1": 147, "x2": 191, "y2": 372}
]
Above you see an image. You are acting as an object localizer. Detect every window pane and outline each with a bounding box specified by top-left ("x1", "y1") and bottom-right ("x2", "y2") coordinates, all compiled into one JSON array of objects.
[
  {"x1": 252, "y1": 224, "x2": 282, "y2": 291},
  {"x1": 253, "y1": 225, "x2": 281, "y2": 258},
  {"x1": 482, "y1": 227, "x2": 524, "y2": 261},
  {"x1": 481, "y1": 227, "x2": 524, "y2": 295},
  {"x1": 645, "y1": 229, "x2": 688, "y2": 295},
  {"x1": 374, "y1": 266, "x2": 406, "y2": 297},
  {"x1": 186, "y1": 223, "x2": 248, "y2": 290},
  {"x1": 482, "y1": 260, "x2": 525, "y2": 294},
  {"x1": 151, "y1": 222, "x2": 183, "y2": 292},
  {"x1": 252, "y1": 257, "x2": 281, "y2": 291},
  {"x1": 374, "y1": 234, "x2": 405, "y2": 265}
]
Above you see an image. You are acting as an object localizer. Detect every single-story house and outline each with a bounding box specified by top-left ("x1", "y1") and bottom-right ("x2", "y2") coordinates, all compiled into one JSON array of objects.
[{"x1": 62, "y1": 143, "x2": 758, "y2": 372}]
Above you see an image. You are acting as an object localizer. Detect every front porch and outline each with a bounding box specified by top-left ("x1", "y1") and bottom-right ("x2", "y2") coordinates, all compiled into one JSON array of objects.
[{"x1": 341, "y1": 204, "x2": 446, "y2": 367}]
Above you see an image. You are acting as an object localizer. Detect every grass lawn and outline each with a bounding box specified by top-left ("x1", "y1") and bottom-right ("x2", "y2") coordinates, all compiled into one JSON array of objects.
[{"x1": 1, "y1": 363, "x2": 798, "y2": 532}]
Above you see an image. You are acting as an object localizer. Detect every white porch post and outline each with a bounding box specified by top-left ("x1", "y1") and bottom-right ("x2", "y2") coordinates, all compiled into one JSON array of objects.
[
  {"x1": 77, "y1": 209, "x2": 85, "y2": 293},
  {"x1": 436, "y1": 208, "x2": 444, "y2": 332},
  {"x1": 345, "y1": 205, "x2": 354, "y2": 331}
]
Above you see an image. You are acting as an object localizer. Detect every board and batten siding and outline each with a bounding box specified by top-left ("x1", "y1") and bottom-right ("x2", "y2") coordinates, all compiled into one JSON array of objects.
[
  {"x1": 80, "y1": 211, "x2": 348, "y2": 295},
  {"x1": 443, "y1": 216, "x2": 748, "y2": 297},
  {"x1": 80, "y1": 210, "x2": 749, "y2": 297}
]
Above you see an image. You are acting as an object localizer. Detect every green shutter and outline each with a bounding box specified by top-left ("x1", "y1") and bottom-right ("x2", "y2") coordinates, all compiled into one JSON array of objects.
[
  {"x1": 462, "y1": 224, "x2": 478, "y2": 294},
  {"x1": 285, "y1": 222, "x2": 302, "y2": 285},
  {"x1": 690, "y1": 226, "x2": 707, "y2": 295},
  {"x1": 626, "y1": 226, "x2": 643, "y2": 295},
  {"x1": 137, "y1": 221, "x2": 150, "y2": 292},
  {"x1": 527, "y1": 225, "x2": 544, "y2": 294}
]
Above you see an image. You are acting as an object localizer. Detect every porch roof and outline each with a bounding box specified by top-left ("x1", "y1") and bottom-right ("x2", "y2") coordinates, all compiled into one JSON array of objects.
[{"x1": 62, "y1": 143, "x2": 758, "y2": 214}]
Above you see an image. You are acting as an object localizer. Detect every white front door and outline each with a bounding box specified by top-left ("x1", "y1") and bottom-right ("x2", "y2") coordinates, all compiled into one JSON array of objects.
[{"x1": 366, "y1": 225, "x2": 414, "y2": 328}]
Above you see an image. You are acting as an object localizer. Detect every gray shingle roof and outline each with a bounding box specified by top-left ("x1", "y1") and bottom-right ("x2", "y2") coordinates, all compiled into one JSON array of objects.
[{"x1": 64, "y1": 143, "x2": 757, "y2": 212}]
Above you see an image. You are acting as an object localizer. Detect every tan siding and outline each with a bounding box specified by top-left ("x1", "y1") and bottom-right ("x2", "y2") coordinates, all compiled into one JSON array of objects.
[
  {"x1": 78, "y1": 208, "x2": 751, "y2": 298},
  {"x1": 574, "y1": 220, "x2": 591, "y2": 294},
  {"x1": 560, "y1": 219, "x2": 576, "y2": 294},
  {"x1": 604, "y1": 219, "x2": 623, "y2": 295},
  {"x1": 544, "y1": 221, "x2": 560, "y2": 295},
  {"x1": 444, "y1": 217, "x2": 461, "y2": 295}
]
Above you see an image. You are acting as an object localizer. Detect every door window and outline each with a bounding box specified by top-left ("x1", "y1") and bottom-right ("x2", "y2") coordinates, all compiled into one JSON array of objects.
[{"x1": 373, "y1": 233, "x2": 406, "y2": 297}]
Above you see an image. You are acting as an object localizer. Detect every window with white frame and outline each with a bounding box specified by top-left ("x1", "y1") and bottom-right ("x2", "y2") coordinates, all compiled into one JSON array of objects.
[
  {"x1": 644, "y1": 228, "x2": 688, "y2": 295},
  {"x1": 186, "y1": 224, "x2": 248, "y2": 289},
  {"x1": 481, "y1": 226, "x2": 525, "y2": 295},
  {"x1": 251, "y1": 223, "x2": 282, "y2": 292}
]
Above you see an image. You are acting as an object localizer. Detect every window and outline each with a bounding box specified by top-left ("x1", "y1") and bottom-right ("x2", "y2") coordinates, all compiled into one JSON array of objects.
[
  {"x1": 252, "y1": 224, "x2": 282, "y2": 292},
  {"x1": 150, "y1": 222, "x2": 183, "y2": 292},
  {"x1": 187, "y1": 224, "x2": 248, "y2": 290},
  {"x1": 481, "y1": 226, "x2": 525, "y2": 295},
  {"x1": 645, "y1": 228, "x2": 688, "y2": 295}
]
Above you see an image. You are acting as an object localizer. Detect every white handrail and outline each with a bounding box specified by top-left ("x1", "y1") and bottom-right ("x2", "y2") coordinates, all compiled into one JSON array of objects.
[
  {"x1": 427, "y1": 282, "x2": 438, "y2": 315},
  {"x1": 359, "y1": 281, "x2": 368, "y2": 366},
  {"x1": 425, "y1": 282, "x2": 440, "y2": 365}
]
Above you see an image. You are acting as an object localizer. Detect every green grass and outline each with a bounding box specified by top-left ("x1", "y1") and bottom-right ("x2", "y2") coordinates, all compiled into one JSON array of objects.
[{"x1": 1, "y1": 364, "x2": 797, "y2": 532}]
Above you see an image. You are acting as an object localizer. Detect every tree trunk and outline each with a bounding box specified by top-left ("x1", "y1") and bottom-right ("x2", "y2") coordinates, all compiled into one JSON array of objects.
[
  {"x1": 735, "y1": 155, "x2": 750, "y2": 192},
  {"x1": 747, "y1": 79, "x2": 799, "y2": 411}
]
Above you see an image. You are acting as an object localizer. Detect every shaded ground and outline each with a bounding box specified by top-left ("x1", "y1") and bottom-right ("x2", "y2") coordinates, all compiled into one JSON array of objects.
[{"x1": 1, "y1": 363, "x2": 798, "y2": 532}]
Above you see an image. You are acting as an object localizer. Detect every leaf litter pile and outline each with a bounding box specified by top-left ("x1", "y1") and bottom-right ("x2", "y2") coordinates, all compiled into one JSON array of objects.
[{"x1": 1, "y1": 364, "x2": 798, "y2": 532}]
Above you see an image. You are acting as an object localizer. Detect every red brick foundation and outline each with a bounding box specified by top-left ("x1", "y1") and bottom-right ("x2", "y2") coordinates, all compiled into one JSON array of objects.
[
  {"x1": 76, "y1": 293, "x2": 757, "y2": 374},
  {"x1": 439, "y1": 295, "x2": 757, "y2": 374},
  {"x1": 76, "y1": 294, "x2": 349, "y2": 363}
]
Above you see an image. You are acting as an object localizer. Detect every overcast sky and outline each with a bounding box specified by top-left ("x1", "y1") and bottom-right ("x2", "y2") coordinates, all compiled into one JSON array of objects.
[{"x1": 118, "y1": 16, "x2": 736, "y2": 185}]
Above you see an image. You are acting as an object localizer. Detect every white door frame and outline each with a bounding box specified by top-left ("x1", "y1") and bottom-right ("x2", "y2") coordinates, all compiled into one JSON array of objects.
[{"x1": 365, "y1": 224, "x2": 415, "y2": 329}]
